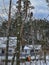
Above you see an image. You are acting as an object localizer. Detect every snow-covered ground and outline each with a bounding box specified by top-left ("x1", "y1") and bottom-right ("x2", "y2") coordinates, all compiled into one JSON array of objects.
[{"x1": 0, "y1": 60, "x2": 49, "y2": 65}]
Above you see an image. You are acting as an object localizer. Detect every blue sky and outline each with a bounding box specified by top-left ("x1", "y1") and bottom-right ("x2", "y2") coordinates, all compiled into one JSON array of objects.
[{"x1": 0, "y1": 0, "x2": 49, "y2": 20}]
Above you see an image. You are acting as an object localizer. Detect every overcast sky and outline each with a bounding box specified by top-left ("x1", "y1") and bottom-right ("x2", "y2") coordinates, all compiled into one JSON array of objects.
[{"x1": 0, "y1": 0, "x2": 49, "y2": 20}]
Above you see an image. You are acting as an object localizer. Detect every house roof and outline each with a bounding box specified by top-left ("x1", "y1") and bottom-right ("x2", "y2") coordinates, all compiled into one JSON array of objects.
[
  {"x1": 24, "y1": 45, "x2": 41, "y2": 50},
  {"x1": 24, "y1": 46, "x2": 31, "y2": 50}
]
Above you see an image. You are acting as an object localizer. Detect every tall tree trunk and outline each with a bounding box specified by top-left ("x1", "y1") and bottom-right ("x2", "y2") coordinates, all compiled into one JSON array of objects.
[
  {"x1": 16, "y1": 0, "x2": 21, "y2": 65},
  {"x1": 5, "y1": 0, "x2": 12, "y2": 65}
]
